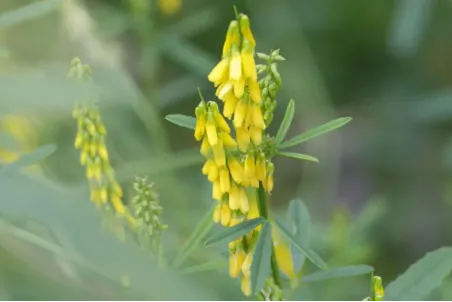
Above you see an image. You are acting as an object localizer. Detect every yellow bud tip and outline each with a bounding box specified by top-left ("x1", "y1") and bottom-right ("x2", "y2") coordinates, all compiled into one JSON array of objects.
[
  {"x1": 228, "y1": 159, "x2": 245, "y2": 184},
  {"x1": 208, "y1": 58, "x2": 229, "y2": 86},
  {"x1": 194, "y1": 116, "x2": 206, "y2": 141},
  {"x1": 239, "y1": 187, "x2": 249, "y2": 214},
  {"x1": 214, "y1": 112, "x2": 231, "y2": 133},
  {"x1": 241, "y1": 276, "x2": 252, "y2": 297},
  {"x1": 234, "y1": 100, "x2": 247, "y2": 128},
  {"x1": 220, "y1": 203, "x2": 231, "y2": 226},
  {"x1": 236, "y1": 127, "x2": 250, "y2": 153},
  {"x1": 219, "y1": 167, "x2": 231, "y2": 193},
  {"x1": 212, "y1": 180, "x2": 222, "y2": 201},
  {"x1": 229, "y1": 50, "x2": 242, "y2": 81},
  {"x1": 228, "y1": 184, "x2": 240, "y2": 210}
]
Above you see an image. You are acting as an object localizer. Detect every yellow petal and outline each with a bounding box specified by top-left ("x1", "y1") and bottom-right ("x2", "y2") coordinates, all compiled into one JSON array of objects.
[
  {"x1": 206, "y1": 119, "x2": 218, "y2": 146},
  {"x1": 234, "y1": 100, "x2": 247, "y2": 128},
  {"x1": 228, "y1": 158, "x2": 245, "y2": 184},
  {"x1": 241, "y1": 276, "x2": 252, "y2": 297},
  {"x1": 249, "y1": 80, "x2": 261, "y2": 104},
  {"x1": 207, "y1": 162, "x2": 219, "y2": 182},
  {"x1": 194, "y1": 116, "x2": 206, "y2": 141},
  {"x1": 214, "y1": 112, "x2": 231, "y2": 133},
  {"x1": 251, "y1": 104, "x2": 265, "y2": 129},
  {"x1": 212, "y1": 180, "x2": 222, "y2": 200},
  {"x1": 228, "y1": 184, "x2": 241, "y2": 210},
  {"x1": 229, "y1": 50, "x2": 242, "y2": 81},
  {"x1": 272, "y1": 224, "x2": 297, "y2": 284},
  {"x1": 234, "y1": 78, "x2": 245, "y2": 98},
  {"x1": 212, "y1": 141, "x2": 226, "y2": 167},
  {"x1": 221, "y1": 203, "x2": 231, "y2": 226},
  {"x1": 208, "y1": 58, "x2": 229, "y2": 86},
  {"x1": 213, "y1": 202, "x2": 221, "y2": 223},
  {"x1": 222, "y1": 132, "x2": 237, "y2": 149},
  {"x1": 249, "y1": 126, "x2": 262, "y2": 146},
  {"x1": 236, "y1": 127, "x2": 250, "y2": 153},
  {"x1": 223, "y1": 93, "x2": 238, "y2": 119},
  {"x1": 200, "y1": 136, "x2": 210, "y2": 157},
  {"x1": 241, "y1": 253, "x2": 252, "y2": 278},
  {"x1": 219, "y1": 167, "x2": 231, "y2": 193},
  {"x1": 239, "y1": 187, "x2": 249, "y2": 214},
  {"x1": 244, "y1": 153, "x2": 256, "y2": 179}
]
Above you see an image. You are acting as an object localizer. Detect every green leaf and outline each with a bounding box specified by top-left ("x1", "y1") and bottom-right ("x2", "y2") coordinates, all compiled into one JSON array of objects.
[
  {"x1": 172, "y1": 206, "x2": 215, "y2": 268},
  {"x1": 0, "y1": 0, "x2": 60, "y2": 30},
  {"x1": 165, "y1": 114, "x2": 196, "y2": 130},
  {"x1": 302, "y1": 265, "x2": 374, "y2": 283},
  {"x1": 277, "y1": 151, "x2": 319, "y2": 163},
  {"x1": 205, "y1": 217, "x2": 265, "y2": 247},
  {"x1": 274, "y1": 220, "x2": 327, "y2": 270},
  {"x1": 288, "y1": 199, "x2": 311, "y2": 244},
  {"x1": 250, "y1": 222, "x2": 272, "y2": 295},
  {"x1": 385, "y1": 247, "x2": 452, "y2": 301},
  {"x1": 1, "y1": 144, "x2": 57, "y2": 173},
  {"x1": 279, "y1": 117, "x2": 352, "y2": 149},
  {"x1": 179, "y1": 261, "x2": 227, "y2": 275},
  {"x1": 274, "y1": 99, "x2": 295, "y2": 146}
]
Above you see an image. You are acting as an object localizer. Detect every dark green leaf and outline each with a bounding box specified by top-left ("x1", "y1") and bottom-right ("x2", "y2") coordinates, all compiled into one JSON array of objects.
[
  {"x1": 172, "y1": 206, "x2": 215, "y2": 268},
  {"x1": 302, "y1": 265, "x2": 374, "y2": 283},
  {"x1": 274, "y1": 99, "x2": 295, "y2": 146},
  {"x1": 277, "y1": 151, "x2": 319, "y2": 163},
  {"x1": 1, "y1": 144, "x2": 57, "y2": 173},
  {"x1": 250, "y1": 222, "x2": 272, "y2": 295},
  {"x1": 274, "y1": 220, "x2": 327, "y2": 270},
  {"x1": 205, "y1": 217, "x2": 265, "y2": 247},
  {"x1": 179, "y1": 261, "x2": 227, "y2": 275},
  {"x1": 279, "y1": 117, "x2": 352, "y2": 149},
  {"x1": 165, "y1": 114, "x2": 196, "y2": 130},
  {"x1": 385, "y1": 247, "x2": 452, "y2": 301},
  {"x1": 0, "y1": 0, "x2": 60, "y2": 30}
]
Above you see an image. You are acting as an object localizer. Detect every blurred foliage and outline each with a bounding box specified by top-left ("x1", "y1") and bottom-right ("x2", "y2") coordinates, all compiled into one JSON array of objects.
[{"x1": 0, "y1": 0, "x2": 452, "y2": 300}]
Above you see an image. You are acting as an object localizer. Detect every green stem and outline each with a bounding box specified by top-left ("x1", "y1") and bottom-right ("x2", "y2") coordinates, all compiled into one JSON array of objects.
[{"x1": 257, "y1": 185, "x2": 282, "y2": 288}]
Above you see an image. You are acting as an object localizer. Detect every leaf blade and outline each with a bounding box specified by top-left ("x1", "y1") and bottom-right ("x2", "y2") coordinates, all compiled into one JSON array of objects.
[
  {"x1": 205, "y1": 217, "x2": 265, "y2": 247},
  {"x1": 279, "y1": 117, "x2": 352, "y2": 149},
  {"x1": 250, "y1": 222, "x2": 272, "y2": 295},
  {"x1": 302, "y1": 265, "x2": 374, "y2": 283},
  {"x1": 385, "y1": 247, "x2": 452, "y2": 301},
  {"x1": 274, "y1": 220, "x2": 327, "y2": 270},
  {"x1": 277, "y1": 151, "x2": 319, "y2": 163},
  {"x1": 172, "y1": 206, "x2": 215, "y2": 268},
  {"x1": 165, "y1": 114, "x2": 196, "y2": 130},
  {"x1": 274, "y1": 99, "x2": 295, "y2": 146}
]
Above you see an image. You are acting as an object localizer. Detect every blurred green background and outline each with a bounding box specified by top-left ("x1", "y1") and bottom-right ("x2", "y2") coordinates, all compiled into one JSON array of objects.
[{"x1": 1, "y1": 0, "x2": 452, "y2": 300}]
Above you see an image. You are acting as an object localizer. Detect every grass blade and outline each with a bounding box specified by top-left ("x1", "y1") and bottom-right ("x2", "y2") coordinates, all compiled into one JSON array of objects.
[
  {"x1": 277, "y1": 151, "x2": 319, "y2": 163},
  {"x1": 0, "y1": 0, "x2": 60, "y2": 30},
  {"x1": 165, "y1": 114, "x2": 196, "y2": 130},
  {"x1": 171, "y1": 206, "x2": 215, "y2": 268},
  {"x1": 274, "y1": 99, "x2": 295, "y2": 146},
  {"x1": 279, "y1": 117, "x2": 352, "y2": 149},
  {"x1": 302, "y1": 265, "x2": 374, "y2": 283},
  {"x1": 250, "y1": 222, "x2": 272, "y2": 295},
  {"x1": 205, "y1": 217, "x2": 265, "y2": 247},
  {"x1": 179, "y1": 261, "x2": 227, "y2": 275}
]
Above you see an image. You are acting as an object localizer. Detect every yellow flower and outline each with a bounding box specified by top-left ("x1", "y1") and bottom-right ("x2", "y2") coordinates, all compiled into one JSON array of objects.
[
  {"x1": 206, "y1": 117, "x2": 218, "y2": 146},
  {"x1": 208, "y1": 58, "x2": 229, "y2": 87},
  {"x1": 214, "y1": 112, "x2": 231, "y2": 133},
  {"x1": 234, "y1": 100, "x2": 248, "y2": 128},
  {"x1": 249, "y1": 126, "x2": 262, "y2": 146},
  {"x1": 213, "y1": 203, "x2": 221, "y2": 223},
  {"x1": 241, "y1": 40, "x2": 257, "y2": 80},
  {"x1": 207, "y1": 161, "x2": 219, "y2": 182},
  {"x1": 223, "y1": 93, "x2": 238, "y2": 119},
  {"x1": 221, "y1": 203, "x2": 232, "y2": 226},
  {"x1": 230, "y1": 249, "x2": 246, "y2": 278},
  {"x1": 222, "y1": 132, "x2": 237, "y2": 149},
  {"x1": 228, "y1": 158, "x2": 245, "y2": 184},
  {"x1": 272, "y1": 224, "x2": 297, "y2": 285},
  {"x1": 236, "y1": 126, "x2": 250, "y2": 153},
  {"x1": 219, "y1": 167, "x2": 231, "y2": 193},
  {"x1": 241, "y1": 276, "x2": 252, "y2": 297},
  {"x1": 222, "y1": 21, "x2": 240, "y2": 56},
  {"x1": 229, "y1": 47, "x2": 242, "y2": 81},
  {"x1": 194, "y1": 115, "x2": 206, "y2": 141},
  {"x1": 239, "y1": 187, "x2": 249, "y2": 214},
  {"x1": 241, "y1": 253, "x2": 252, "y2": 278},
  {"x1": 212, "y1": 141, "x2": 226, "y2": 167},
  {"x1": 249, "y1": 80, "x2": 261, "y2": 104},
  {"x1": 239, "y1": 14, "x2": 256, "y2": 47},
  {"x1": 244, "y1": 153, "x2": 256, "y2": 179},
  {"x1": 212, "y1": 180, "x2": 222, "y2": 201},
  {"x1": 234, "y1": 78, "x2": 245, "y2": 98},
  {"x1": 229, "y1": 184, "x2": 241, "y2": 210},
  {"x1": 256, "y1": 153, "x2": 267, "y2": 181}
]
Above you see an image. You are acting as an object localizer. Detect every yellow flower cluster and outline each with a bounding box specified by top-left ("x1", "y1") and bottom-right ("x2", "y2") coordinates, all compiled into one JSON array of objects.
[
  {"x1": 194, "y1": 13, "x2": 278, "y2": 296},
  {"x1": 69, "y1": 58, "x2": 131, "y2": 223},
  {"x1": 207, "y1": 14, "x2": 265, "y2": 153}
]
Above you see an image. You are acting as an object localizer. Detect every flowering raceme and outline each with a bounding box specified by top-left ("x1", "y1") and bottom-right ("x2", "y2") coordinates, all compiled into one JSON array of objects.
[{"x1": 194, "y1": 12, "x2": 290, "y2": 296}]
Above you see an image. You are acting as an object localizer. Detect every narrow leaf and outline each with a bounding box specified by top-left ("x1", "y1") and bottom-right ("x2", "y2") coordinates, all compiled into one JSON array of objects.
[
  {"x1": 288, "y1": 199, "x2": 311, "y2": 273},
  {"x1": 205, "y1": 217, "x2": 265, "y2": 247},
  {"x1": 179, "y1": 261, "x2": 227, "y2": 275},
  {"x1": 250, "y1": 222, "x2": 272, "y2": 295},
  {"x1": 277, "y1": 151, "x2": 319, "y2": 163},
  {"x1": 172, "y1": 206, "x2": 214, "y2": 268},
  {"x1": 288, "y1": 199, "x2": 311, "y2": 244},
  {"x1": 274, "y1": 99, "x2": 295, "y2": 146},
  {"x1": 302, "y1": 265, "x2": 374, "y2": 283},
  {"x1": 279, "y1": 117, "x2": 352, "y2": 149},
  {"x1": 165, "y1": 114, "x2": 196, "y2": 130},
  {"x1": 1, "y1": 144, "x2": 57, "y2": 173},
  {"x1": 385, "y1": 247, "x2": 452, "y2": 301},
  {"x1": 274, "y1": 220, "x2": 327, "y2": 270},
  {"x1": 0, "y1": 0, "x2": 60, "y2": 30}
]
